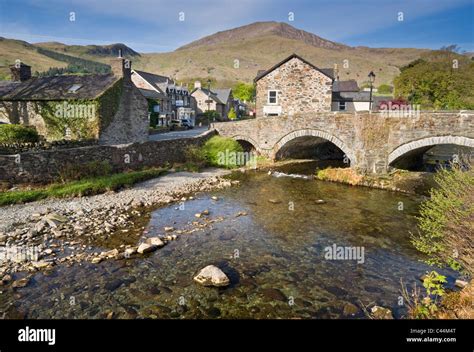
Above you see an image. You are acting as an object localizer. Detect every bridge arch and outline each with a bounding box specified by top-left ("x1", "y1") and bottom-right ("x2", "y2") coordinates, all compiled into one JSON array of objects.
[
  {"x1": 388, "y1": 135, "x2": 474, "y2": 168},
  {"x1": 273, "y1": 129, "x2": 356, "y2": 164},
  {"x1": 231, "y1": 135, "x2": 261, "y2": 153}
]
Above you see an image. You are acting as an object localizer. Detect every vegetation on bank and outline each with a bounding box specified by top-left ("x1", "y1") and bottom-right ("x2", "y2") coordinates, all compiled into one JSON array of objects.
[
  {"x1": 0, "y1": 124, "x2": 40, "y2": 144},
  {"x1": 402, "y1": 162, "x2": 473, "y2": 319},
  {"x1": 394, "y1": 50, "x2": 474, "y2": 109},
  {"x1": 0, "y1": 167, "x2": 166, "y2": 206},
  {"x1": 411, "y1": 164, "x2": 473, "y2": 275},
  {"x1": 184, "y1": 135, "x2": 245, "y2": 170},
  {"x1": 315, "y1": 167, "x2": 436, "y2": 195}
]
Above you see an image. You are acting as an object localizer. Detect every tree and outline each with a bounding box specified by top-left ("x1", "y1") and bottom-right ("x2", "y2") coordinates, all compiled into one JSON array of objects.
[
  {"x1": 233, "y1": 82, "x2": 255, "y2": 102},
  {"x1": 394, "y1": 51, "x2": 474, "y2": 109},
  {"x1": 377, "y1": 84, "x2": 393, "y2": 95},
  {"x1": 228, "y1": 106, "x2": 237, "y2": 120}
]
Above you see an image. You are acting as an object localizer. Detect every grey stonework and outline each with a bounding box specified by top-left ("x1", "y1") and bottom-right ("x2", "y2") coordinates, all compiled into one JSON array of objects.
[
  {"x1": 0, "y1": 131, "x2": 215, "y2": 184},
  {"x1": 256, "y1": 56, "x2": 332, "y2": 117},
  {"x1": 99, "y1": 59, "x2": 149, "y2": 145},
  {"x1": 211, "y1": 111, "x2": 474, "y2": 174}
]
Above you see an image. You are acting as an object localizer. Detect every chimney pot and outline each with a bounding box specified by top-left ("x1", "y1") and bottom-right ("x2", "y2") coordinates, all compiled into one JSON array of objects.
[{"x1": 10, "y1": 62, "x2": 32, "y2": 82}]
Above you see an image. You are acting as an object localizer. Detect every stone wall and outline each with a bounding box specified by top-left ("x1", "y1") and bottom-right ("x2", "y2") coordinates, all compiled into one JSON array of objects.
[
  {"x1": 0, "y1": 131, "x2": 215, "y2": 184},
  {"x1": 255, "y1": 57, "x2": 332, "y2": 117},
  {"x1": 212, "y1": 111, "x2": 474, "y2": 174}
]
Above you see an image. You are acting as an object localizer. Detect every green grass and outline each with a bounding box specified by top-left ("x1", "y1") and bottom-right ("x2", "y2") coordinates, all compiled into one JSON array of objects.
[{"x1": 0, "y1": 168, "x2": 167, "y2": 206}]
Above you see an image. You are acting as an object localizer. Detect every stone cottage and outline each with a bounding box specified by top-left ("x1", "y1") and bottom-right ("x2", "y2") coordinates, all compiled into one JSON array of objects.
[
  {"x1": 191, "y1": 82, "x2": 234, "y2": 120},
  {"x1": 254, "y1": 53, "x2": 376, "y2": 117},
  {"x1": 0, "y1": 56, "x2": 149, "y2": 145}
]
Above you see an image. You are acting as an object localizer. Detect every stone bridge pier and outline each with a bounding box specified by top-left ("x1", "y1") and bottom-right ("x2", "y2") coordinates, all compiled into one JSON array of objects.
[{"x1": 211, "y1": 111, "x2": 474, "y2": 174}]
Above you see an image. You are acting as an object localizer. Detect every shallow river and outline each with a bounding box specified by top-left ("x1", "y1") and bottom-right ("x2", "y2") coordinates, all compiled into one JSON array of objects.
[{"x1": 0, "y1": 163, "x2": 457, "y2": 319}]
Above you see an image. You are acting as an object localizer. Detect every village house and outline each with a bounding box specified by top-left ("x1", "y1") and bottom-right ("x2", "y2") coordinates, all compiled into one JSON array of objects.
[
  {"x1": 0, "y1": 56, "x2": 149, "y2": 144},
  {"x1": 131, "y1": 70, "x2": 195, "y2": 127},
  {"x1": 254, "y1": 53, "x2": 377, "y2": 117},
  {"x1": 191, "y1": 81, "x2": 234, "y2": 120}
]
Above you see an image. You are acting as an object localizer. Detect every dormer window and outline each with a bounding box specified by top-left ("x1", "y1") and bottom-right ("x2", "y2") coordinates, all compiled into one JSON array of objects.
[
  {"x1": 68, "y1": 84, "x2": 82, "y2": 93},
  {"x1": 268, "y1": 90, "x2": 278, "y2": 104}
]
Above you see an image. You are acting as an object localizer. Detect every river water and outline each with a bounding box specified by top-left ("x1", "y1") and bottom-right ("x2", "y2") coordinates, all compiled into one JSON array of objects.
[{"x1": 0, "y1": 163, "x2": 457, "y2": 319}]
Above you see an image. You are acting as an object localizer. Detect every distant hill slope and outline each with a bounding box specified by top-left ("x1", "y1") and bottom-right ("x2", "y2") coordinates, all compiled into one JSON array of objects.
[
  {"x1": 0, "y1": 22, "x2": 429, "y2": 86},
  {"x1": 0, "y1": 37, "x2": 67, "y2": 80}
]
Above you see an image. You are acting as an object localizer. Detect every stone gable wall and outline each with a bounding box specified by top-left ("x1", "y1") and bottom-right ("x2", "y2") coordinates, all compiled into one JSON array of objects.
[{"x1": 256, "y1": 57, "x2": 332, "y2": 118}]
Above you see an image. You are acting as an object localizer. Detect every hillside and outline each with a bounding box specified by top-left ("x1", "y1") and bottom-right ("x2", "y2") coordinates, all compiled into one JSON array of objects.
[
  {"x1": 0, "y1": 22, "x2": 429, "y2": 86},
  {"x1": 0, "y1": 37, "x2": 67, "y2": 80}
]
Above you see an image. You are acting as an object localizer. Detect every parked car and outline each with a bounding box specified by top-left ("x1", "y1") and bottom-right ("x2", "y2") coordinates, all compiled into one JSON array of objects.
[{"x1": 181, "y1": 119, "x2": 193, "y2": 129}]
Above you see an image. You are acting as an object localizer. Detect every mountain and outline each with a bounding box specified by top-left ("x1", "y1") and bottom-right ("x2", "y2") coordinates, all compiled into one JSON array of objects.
[
  {"x1": 177, "y1": 21, "x2": 347, "y2": 51},
  {"x1": 0, "y1": 22, "x2": 430, "y2": 86}
]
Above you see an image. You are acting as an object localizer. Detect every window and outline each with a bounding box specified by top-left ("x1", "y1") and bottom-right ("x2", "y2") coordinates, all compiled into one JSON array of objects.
[
  {"x1": 68, "y1": 84, "x2": 82, "y2": 93},
  {"x1": 339, "y1": 101, "x2": 346, "y2": 111},
  {"x1": 268, "y1": 90, "x2": 278, "y2": 104}
]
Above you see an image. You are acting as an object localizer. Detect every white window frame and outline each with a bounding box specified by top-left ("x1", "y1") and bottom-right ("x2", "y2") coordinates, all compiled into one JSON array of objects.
[
  {"x1": 338, "y1": 101, "x2": 346, "y2": 111},
  {"x1": 267, "y1": 90, "x2": 278, "y2": 105}
]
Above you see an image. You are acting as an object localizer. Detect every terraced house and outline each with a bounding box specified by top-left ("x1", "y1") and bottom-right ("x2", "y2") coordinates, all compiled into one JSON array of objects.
[
  {"x1": 131, "y1": 70, "x2": 195, "y2": 126},
  {"x1": 254, "y1": 53, "x2": 376, "y2": 117},
  {"x1": 0, "y1": 56, "x2": 149, "y2": 144}
]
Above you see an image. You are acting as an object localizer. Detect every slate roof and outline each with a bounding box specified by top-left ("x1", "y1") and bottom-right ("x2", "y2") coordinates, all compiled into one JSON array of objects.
[
  {"x1": 332, "y1": 91, "x2": 371, "y2": 102},
  {"x1": 191, "y1": 87, "x2": 233, "y2": 105},
  {"x1": 254, "y1": 53, "x2": 334, "y2": 82},
  {"x1": 333, "y1": 80, "x2": 359, "y2": 92},
  {"x1": 0, "y1": 74, "x2": 118, "y2": 101},
  {"x1": 138, "y1": 88, "x2": 164, "y2": 100},
  {"x1": 133, "y1": 70, "x2": 188, "y2": 95}
]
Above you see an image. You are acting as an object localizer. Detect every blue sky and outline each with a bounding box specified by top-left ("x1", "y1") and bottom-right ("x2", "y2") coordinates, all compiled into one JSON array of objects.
[{"x1": 0, "y1": 0, "x2": 473, "y2": 52}]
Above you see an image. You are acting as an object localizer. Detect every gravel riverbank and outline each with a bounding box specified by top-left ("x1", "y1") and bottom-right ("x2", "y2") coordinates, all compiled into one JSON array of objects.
[{"x1": 0, "y1": 168, "x2": 235, "y2": 279}]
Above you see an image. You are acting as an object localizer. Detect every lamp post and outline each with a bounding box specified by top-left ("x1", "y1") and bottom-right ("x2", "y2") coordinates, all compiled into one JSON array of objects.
[
  {"x1": 368, "y1": 71, "x2": 376, "y2": 111},
  {"x1": 206, "y1": 79, "x2": 211, "y2": 126}
]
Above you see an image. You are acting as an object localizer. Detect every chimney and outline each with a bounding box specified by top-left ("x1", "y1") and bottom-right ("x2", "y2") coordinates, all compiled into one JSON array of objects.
[
  {"x1": 333, "y1": 63, "x2": 339, "y2": 81},
  {"x1": 111, "y1": 53, "x2": 132, "y2": 81},
  {"x1": 194, "y1": 80, "x2": 202, "y2": 89},
  {"x1": 10, "y1": 62, "x2": 32, "y2": 82}
]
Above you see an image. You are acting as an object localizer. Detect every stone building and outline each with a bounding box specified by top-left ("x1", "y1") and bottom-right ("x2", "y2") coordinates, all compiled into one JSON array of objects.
[
  {"x1": 0, "y1": 56, "x2": 149, "y2": 145},
  {"x1": 254, "y1": 54, "x2": 333, "y2": 117},
  {"x1": 131, "y1": 70, "x2": 195, "y2": 126},
  {"x1": 191, "y1": 82, "x2": 234, "y2": 120},
  {"x1": 254, "y1": 54, "x2": 378, "y2": 117}
]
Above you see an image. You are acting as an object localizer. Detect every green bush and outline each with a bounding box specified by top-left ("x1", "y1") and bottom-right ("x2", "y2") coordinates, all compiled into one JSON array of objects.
[
  {"x1": 201, "y1": 135, "x2": 244, "y2": 169},
  {"x1": 411, "y1": 163, "x2": 474, "y2": 275},
  {"x1": 0, "y1": 124, "x2": 39, "y2": 143},
  {"x1": 377, "y1": 84, "x2": 393, "y2": 95}
]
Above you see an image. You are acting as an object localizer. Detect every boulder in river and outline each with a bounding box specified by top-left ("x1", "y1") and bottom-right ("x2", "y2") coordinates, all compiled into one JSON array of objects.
[
  {"x1": 137, "y1": 243, "x2": 157, "y2": 254},
  {"x1": 370, "y1": 305, "x2": 394, "y2": 319},
  {"x1": 145, "y1": 237, "x2": 165, "y2": 247},
  {"x1": 194, "y1": 265, "x2": 230, "y2": 287}
]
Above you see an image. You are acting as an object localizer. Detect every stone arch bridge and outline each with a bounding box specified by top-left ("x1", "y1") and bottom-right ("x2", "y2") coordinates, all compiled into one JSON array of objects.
[{"x1": 211, "y1": 111, "x2": 474, "y2": 174}]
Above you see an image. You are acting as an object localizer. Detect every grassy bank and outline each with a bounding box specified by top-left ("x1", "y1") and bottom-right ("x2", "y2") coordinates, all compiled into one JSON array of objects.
[
  {"x1": 315, "y1": 167, "x2": 436, "y2": 195},
  {"x1": 0, "y1": 167, "x2": 167, "y2": 206}
]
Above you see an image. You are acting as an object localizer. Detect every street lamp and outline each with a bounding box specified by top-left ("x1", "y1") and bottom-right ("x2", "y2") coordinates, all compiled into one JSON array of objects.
[
  {"x1": 368, "y1": 71, "x2": 376, "y2": 111},
  {"x1": 206, "y1": 79, "x2": 212, "y2": 126}
]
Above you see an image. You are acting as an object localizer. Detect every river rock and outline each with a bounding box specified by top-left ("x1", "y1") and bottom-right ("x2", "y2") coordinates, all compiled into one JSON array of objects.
[
  {"x1": 268, "y1": 199, "x2": 281, "y2": 204},
  {"x1": 145, "y1": 237, "x2": 165, "y2": 247},
  {"x1": 44, "y1": 213, "x2": 68, "y2": 228},
  {"x1": 194, "y1": 265, "x2": 230, "y2": 287},
  {"x1": 12, "y1": 277, "x2": 30, "y2": 288},
  {"x1": 455, "y1": 279, "x2": 468, "y2": 288},
  {"x1": 371, "y1": 305, "x2": 394, "y2": 319},
  {"x1": 91, "y1": 257, "x2": 102, "y2": 264},
  {"x1": 164, "y1": 227, "x2": 174, "y2": 232},
  {"x1": 137, "y1": 243, "x2": 158, "y2": 254},
  {"x1": 260, "y1": 288, "x2": 287, "y2": 302},
  {"x1": 0, "y1": 233, "x2": 7, "y2": 245}
]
